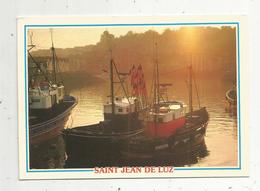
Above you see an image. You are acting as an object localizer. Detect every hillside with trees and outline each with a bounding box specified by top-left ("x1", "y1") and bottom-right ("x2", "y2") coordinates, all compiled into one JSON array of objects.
[{"x1": 31, "y1": 26, "x2": 236, "y2": 82}]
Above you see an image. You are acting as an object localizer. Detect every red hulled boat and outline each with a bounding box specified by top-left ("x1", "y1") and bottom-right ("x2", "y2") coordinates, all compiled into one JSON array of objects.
[
  {"x1": 120, "y1": 43, "x2": 209, "y2": 166},
  {"x1": 146, "y1": 100, "x2": 187, "y2": 138},
  {"x1": 129, "y1": 43, "x2": 188, "y2": 139}
]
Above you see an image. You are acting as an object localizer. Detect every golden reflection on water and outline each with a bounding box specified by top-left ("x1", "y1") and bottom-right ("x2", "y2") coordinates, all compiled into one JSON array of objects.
[{"x1": 70, "y1": 77, "x2": 238, "y2": 167}]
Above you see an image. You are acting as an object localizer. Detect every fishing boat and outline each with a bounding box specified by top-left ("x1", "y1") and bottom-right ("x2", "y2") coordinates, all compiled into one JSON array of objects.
[
  {"x1": 28, "y1": 31, "x2": 77, "y2": 144},
  {"x1": 145, "y1": 86, "x2": 187, "y2": 138},
  {"x1": 120, "y1": 107, "x2": 208, "y2": 166},
  {"x1": 120, "y1": 46, "x2": 209, "y2": 166},
  {"x1": 63, "y1": 56, "x2": 145, "y2": 159},
  {"x1": 225, "y1": 87, "x2": 237, "y2": 113}
]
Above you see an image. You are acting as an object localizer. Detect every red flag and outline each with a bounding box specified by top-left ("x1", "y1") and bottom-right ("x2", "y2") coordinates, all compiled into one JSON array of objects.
[{"x1": 130, "y1": 64, "x2": 148, "y2": 98}]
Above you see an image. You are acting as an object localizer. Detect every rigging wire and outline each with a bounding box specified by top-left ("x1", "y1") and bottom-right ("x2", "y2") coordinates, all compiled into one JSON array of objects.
[
  {"x1": 192, "y1": 69, "x2": 201, "y2": 108},
  {"x1": 149, "y1": 29, "x2": 156, "y2": 108},
  {"x1": 49, "y1": 28, "x2": 66, "y2": 94}
]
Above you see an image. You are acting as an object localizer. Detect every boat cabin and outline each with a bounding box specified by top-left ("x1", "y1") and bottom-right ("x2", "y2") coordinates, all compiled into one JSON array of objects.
[
  {"x1": 103, "y1": 97, "x2": 137, "y2": 115},
  {"x1": 102, "y1": 97, "x2": 141, "y2": 131},
  {"x1": 29, "y1": 82, "x2": 65, "y2": 109},
  {"x1": 148, "y1": 102, "x2": 187, "y2": 123}
]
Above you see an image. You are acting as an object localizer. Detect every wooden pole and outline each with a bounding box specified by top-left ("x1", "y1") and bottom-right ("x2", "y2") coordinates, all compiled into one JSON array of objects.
[{"x1": 110, "y1": 57, "x2": 115, "y2": 116}]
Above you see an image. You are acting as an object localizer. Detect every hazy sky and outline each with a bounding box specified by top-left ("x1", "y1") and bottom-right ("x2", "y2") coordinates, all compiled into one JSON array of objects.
[
  {"x1": 27, "y1": 26, "x2": 181, "y2": 49},
  {"x1": 27, "y1": 24, "x2": 230, "y2": 50}
]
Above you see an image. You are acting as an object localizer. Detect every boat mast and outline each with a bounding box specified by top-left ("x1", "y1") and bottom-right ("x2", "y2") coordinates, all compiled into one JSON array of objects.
[
  {"x1": 154, "y1": 42, "x2": 160, "y2": 106},
  {"x1": 27, "y1": 32, "x2": 50, "y2": 83},
  {"x1": 156, "y1": 43, "x2": 160, "y2": 105},
  {"x1": 153, "y1": 42, "x2": 159, "y2": 136},
  {"x1": 189, "y1": 56, "x2": 193, "y2": 116},
  {"x1": 110, "y1": 50, "x2": 115, "y2": 116},
  {"x1": 50, "y1": 29, "x2": 57, "y2": 84}
]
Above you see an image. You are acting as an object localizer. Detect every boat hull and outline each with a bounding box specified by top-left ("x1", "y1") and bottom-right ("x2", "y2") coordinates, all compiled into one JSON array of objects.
[
  {"x1": 63, "y1": 126, "x2": 144, "y2": 157},
  {"x1": 120, "y1": 140, "x2": 207, "y2": 166},
  {"x1": 146, "y1": 117, "x2": 185, "y2": 138},
  {"x1": 120, "y1": 107, "x2": 209, "y2": 166},
  {"x1": 29, "y1": 97, "x2": 77, "y2": 144}
]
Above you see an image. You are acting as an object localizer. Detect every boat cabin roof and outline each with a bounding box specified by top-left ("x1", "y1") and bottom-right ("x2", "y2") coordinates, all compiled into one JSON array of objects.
[
  {"x1": 104, "y1": 97, "x2": 137, "y2": 108},
  {"x1": 150, "y1": 101, "x2": 186, "y2": 116}
]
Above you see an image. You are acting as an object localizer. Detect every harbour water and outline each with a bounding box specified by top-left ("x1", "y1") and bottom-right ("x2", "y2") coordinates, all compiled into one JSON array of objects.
[{"x1": 29, "y1": 74, "x2": 238, "y2": 168}]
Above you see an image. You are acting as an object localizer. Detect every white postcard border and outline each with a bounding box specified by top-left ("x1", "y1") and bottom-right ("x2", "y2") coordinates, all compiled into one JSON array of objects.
[{"x1": 17, "y1": 15, "x2": 248, "y2": 179}]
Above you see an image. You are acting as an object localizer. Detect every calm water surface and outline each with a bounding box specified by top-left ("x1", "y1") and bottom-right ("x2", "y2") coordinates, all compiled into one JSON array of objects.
[
  {"x1": 29, "y1": 76, "x2": 238, "y2": 168},
  {"x1": 69, "y1": 77, "x2": 238, "y2": 167}
]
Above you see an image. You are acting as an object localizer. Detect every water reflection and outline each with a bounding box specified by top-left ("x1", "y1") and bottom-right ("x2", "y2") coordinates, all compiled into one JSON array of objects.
[
  {"x1": 29, "y1": 77, "x2": 238, "y2": 168},
  {"x1": 68, "y1": 77, "x2": 238, "y2": 167},
  {"x1": 29, "y1": 135, "x2": 66, "y2": 169}
]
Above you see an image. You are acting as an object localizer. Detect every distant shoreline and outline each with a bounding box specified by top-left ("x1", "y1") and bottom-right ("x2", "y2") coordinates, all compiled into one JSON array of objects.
[{"x1": 61, "y1": 72, "x2": 106, "y2": 92}]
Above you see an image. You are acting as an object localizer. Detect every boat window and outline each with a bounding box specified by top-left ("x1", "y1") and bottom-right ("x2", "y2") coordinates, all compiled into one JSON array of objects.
[
  {"x1": 158, "y1": 117, "x2": 163, "y2": 123},
  {"x1": 118, "y1": 108, "x2": 123, "y2": 112}
]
